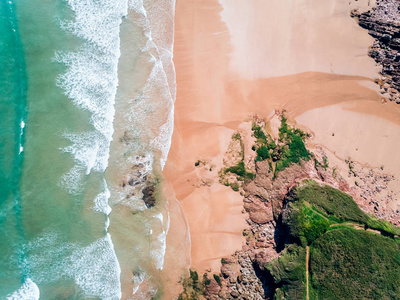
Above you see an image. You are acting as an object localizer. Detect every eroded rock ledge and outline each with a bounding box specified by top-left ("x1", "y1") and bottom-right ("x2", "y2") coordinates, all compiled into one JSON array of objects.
[{"x1": 352, "y1": 0, "x2": 400, "y2": 102}]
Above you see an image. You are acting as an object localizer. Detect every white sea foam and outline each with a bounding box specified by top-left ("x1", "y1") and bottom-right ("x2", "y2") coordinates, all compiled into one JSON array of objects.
[
  {"x1": 131, "y1": 272, "x2": 145, "y2": 295},
  {"x1": 124, "y1": 58, "x2": 174, "y2": 170},
  {"x1": 59, "y1": 165, "x2": 85, "y2": 195},
  {"x1": 93, "y1": 179, "x2": 112, "y2": 216},
  {"x1": 26, "y1": 232, "x2": 121, "y2": 299},
  {"x1": 51, "y1": 2, "x2": 129, "y2": 296},
  {"x1": 150, "y1": 105, "x2": 174, "y2": 169},
  {"x1": 69, "y1": 234, "x2": 121, "y2": 299},
  {"x1": 56, "y1": 0, "x2": 128, "y2": 192},
  {"x1": 93, "y1": 180, "x2": 112, "y2": 231},
  {"x1": 107, "y1": 2, "x2": 177, "y2": 289},
  {"x1": 6, "y1": 278, "x2": 40, "y2": 300},
  {"x1": 142, "y1": 0, "x2": 177, "y2": 166},
  {"x1": 61, "y1": 0, "x2": 128, "y2": 54},
  {"x1": 126, "y1": 1, "x2": 175, "y2": 170},
  {"x1": 150, "y1": 212, "x2": 169, "y2": 270},
  {"x1": 18, "y1": 121, "x2": 25, "y2": 154},
  {"x1": 62, "y1": 132, "x2": 109, "y2": 175},
  {"x1": 142, "y1": 0, "x2": 177, "y2": 101},
  {"x1": 152, "y1": 230, "x2": 167, "y2": 270}
]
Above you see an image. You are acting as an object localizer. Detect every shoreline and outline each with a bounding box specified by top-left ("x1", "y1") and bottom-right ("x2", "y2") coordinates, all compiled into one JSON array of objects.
[{"x1": 164, "y1": 0, "x2": 400, "y2": 287}]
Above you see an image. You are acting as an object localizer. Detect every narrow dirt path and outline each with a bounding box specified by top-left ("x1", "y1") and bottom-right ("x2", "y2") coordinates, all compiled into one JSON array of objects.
[
  {"x1": 306, "y1": 246, "x2": 310, "y2": 300},
  {"x1": 329, "y1": 222, "x2": 382, "y2": 235}
]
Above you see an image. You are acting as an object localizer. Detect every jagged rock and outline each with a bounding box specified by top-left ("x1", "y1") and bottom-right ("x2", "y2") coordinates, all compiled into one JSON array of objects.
[
  {"x1": 244, "y1": 180, "x2": 270, "y2": 201},
  {"x1": 205, "y1": 279, "x2": 221, "y2": 296},
  {"x1": 249, "y1": 210, "x2": 272, "y2": 224},
  {"x1": 237, "y1": 274, "x2": 244, "y2": 283},
  {"x1": 255, "y1": 160, "x2": 271, "y2": 175},
  {"x1": 256, "y1": 241, "x2": 269, "y2": 248},
  {"x1": 244, "y1": 197, "x2": 274, "y2": 224},
  {"x1": 142, "y1": 185, "x2": 156, "y2": 208},
  {"x1": 338, "y1": 179, "x2": 350, "y2": 193},
  {"x1": 230, "y1": 290, "x2": 239, "y2": 298},
  {"x1": 353, "y1": 0, "x2": 400, "y2": 102},
  {"x1": 221, "y1": 264, "x2": 233, "y2": 278},
  {"x1": 218, "y1": 290, "x2": 230, "y2": 299}
]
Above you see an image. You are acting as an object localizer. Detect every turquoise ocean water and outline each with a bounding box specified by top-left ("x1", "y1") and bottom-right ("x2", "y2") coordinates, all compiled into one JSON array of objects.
[{"x1": 0, "y1": 0, "x2": 176, "y2": 299}]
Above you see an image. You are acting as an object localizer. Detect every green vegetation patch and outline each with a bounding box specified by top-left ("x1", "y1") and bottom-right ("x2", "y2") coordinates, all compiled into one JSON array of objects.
[
  {"x1": 225, "y1": 161, "x2": 254, "y2": 181},
  {"x1": 178, "y1": 269, "x2": 204, "y2": 300},
  {"x1": 295, "y1": 181, "x2": 367, "y2": 224},
  {"x1": 256, "y1": 145, "x2": 270, "y2": 160},
  {"x1": 284, "y1": 201, "x2": 330, "y2": 246},
  {"x1": 219, "y1": 132, "x2": 254, "y2": 191},
  {"x1": 310, "y1": 228, "x2": 400, "y2": 300},
  {"x1": 178, "y1": 270, "x2": 221, "y2": 299},
  {"x1": 265, "y1": 171, "x2": 400, "y2": 299},
  {"x1": 213, "y1": 274, "x2": 221, "y2": 286},
  {"x1": 274, "y1": 117, "x2": 310, "y2": 175},
  {"x1": 251, "y1": 116, "x2": 310, "y2": 177},
  {"x1": 252, "y1": 123, "x2": 268, "y2": 144},
  {"x1": 294, "y1": 181, "x2": 399, "y2": 235},
  {"x1": 265, "y1": 244, "x2": 306, "y2": 300}
]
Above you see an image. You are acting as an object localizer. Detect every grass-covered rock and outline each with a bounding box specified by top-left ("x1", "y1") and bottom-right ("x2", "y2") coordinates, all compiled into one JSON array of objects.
[
  {"x1": 310, "y1": 228, "x2": 400, "y2": 300},
  {"x1": 265, "y1": 244, "x2": 306, "y2": 300},
  {"x1": 283, "y1": 201, "x2": 330, "y2": 246},
  {"x1": 295, "y1": 181, "x2": 368, "y2": 224},
  {"x1": 266, "y1": 180, "x2": 400, "y2": 299},
  {"x1": 251, "y1": 116, "x2": 310, "y2": 177},
  {"x1": 225, "y1": 161, "x2": 254, "y2": 181},
  {"x1": 293, "y1": 181, "x2": 399, "y2": 236}
]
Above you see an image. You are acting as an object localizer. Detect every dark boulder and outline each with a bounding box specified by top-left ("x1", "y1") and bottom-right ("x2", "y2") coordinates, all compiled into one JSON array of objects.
[{"x1": 142, "y1": 185, "x2": 156, "y2": 208}]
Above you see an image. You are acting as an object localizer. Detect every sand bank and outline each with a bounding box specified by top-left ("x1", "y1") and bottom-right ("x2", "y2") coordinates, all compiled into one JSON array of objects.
[{"x1": 164, "y1": 0, "x2": 400, "y2": 275}]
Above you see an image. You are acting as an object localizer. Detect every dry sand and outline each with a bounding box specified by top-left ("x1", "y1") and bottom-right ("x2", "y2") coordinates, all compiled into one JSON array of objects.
[
  {"x1": 219, "y1": 0, "x2": 378, "y2": 79},
  {"x1": 164, "y1": 0, "x2": 400, "y2": 276}
]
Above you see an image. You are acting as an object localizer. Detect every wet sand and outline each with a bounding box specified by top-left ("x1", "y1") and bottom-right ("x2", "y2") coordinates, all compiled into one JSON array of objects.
[{"x1": 164, "y1": 0, "x2": 400, "y2": 276}]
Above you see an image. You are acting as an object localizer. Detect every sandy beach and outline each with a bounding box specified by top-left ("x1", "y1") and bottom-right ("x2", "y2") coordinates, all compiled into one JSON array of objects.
[{"x1": 164, "y1": 0, "x2": 400, "y2": 277}]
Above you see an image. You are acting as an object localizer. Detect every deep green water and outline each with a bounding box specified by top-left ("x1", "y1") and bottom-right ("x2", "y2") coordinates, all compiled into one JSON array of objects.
[
  {"x1": 0, "y1": 0, "x2": 28, "y2": 294},
  {"x1": 0, "y1": 0, "x2": 122, "y2": 298}
]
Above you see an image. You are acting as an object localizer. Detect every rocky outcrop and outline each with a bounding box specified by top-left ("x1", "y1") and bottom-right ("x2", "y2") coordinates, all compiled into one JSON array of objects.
[
  {"x1": 196, "y1": 115, "x2": 400, "y2": 299},
  {"x1": 142, "y1": 185, "x2": 156, "y2": 208},
  {"x1": 205, "y1": 157, "x2": 347, "y2": 299},
  {"x1": 205, "y1": 279, "x2": 221, "y2": 298},
  {"x1": 245, "y1": 197, "x2": 273, "y2": 225},
  {"x1": 120, "y1": 155, "x2": 157, "y2": 209},
  {"x1": 244, "y1": 160, "x2": 323, "y2": 219},
  {"x1": 216, "y1": 251, "x2": 273, "y2": 300},
  {"x1": 352, "y1": 0, "x2": 400, "y2": 102}
]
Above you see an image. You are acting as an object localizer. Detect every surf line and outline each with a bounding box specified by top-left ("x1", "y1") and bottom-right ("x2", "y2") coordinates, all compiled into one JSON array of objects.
[{"x1": 54, "y1": 0, "x2": 134, "y2": 297}]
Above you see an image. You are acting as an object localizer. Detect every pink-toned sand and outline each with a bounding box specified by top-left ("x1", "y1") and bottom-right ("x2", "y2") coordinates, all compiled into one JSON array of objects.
[{"x1": 164, "y1": 0, "x2": 400, "y2": 275}]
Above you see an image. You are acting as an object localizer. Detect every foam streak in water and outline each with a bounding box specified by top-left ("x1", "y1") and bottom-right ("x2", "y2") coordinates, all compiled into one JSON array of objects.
[
  {"x1": 6, "y1": 278, "x2": 39, "y2": 300},
  {"x1": 25, "y1": 232, "x2": 121, "y2": 299},
  {"x1": 56, "y1": 0, "x2": 128, "y2": 190}
]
